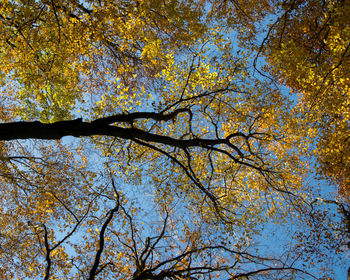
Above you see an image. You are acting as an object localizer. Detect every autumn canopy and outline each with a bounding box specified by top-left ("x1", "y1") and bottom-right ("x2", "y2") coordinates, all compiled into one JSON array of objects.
[{"x1": 0, "y1": 0, "x2": 349, "y2": 279}]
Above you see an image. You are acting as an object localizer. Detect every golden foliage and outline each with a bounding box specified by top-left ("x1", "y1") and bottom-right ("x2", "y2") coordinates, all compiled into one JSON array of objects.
[{"x1": 0, "y1": 0, "x2": 348, "y2": 279}]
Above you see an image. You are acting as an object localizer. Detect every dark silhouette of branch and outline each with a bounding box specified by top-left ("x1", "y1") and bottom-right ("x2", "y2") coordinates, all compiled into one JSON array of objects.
[
  {"x1": 229, "y1": 266, "x2": 316, "y2": 279},
  {"x1": 88, "y1": 194, "x2": 120, "y2": 280},
  {"x1": 0, "y1": 116, "x2": 240, "y2": 149},
  {"x1": 42, "y1": 224, "x2": 51, "y2": 280}
]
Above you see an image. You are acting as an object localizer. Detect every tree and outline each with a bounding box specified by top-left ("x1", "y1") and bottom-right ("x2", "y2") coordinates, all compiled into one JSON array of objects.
[
  {"x1": 238, "y1": 0, "x2": 350, "y2": 199},
  {"x1": 0, "y1": 0, "x2": 348, "y2": 279}
]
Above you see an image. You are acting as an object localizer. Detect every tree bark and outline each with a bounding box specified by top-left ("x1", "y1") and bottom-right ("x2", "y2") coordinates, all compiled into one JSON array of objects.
[{"x1": 0, "y1": 118, "x2": 234, "y2": 149}]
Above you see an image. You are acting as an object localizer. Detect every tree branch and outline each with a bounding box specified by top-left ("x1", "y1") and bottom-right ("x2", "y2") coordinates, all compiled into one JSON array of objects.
[
  {"x1": 0, "y1": 115, "x2": 244, "y2": 155},
  {"x1": 88, "y1": 202, "x2": 120, "y2": 280}
]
